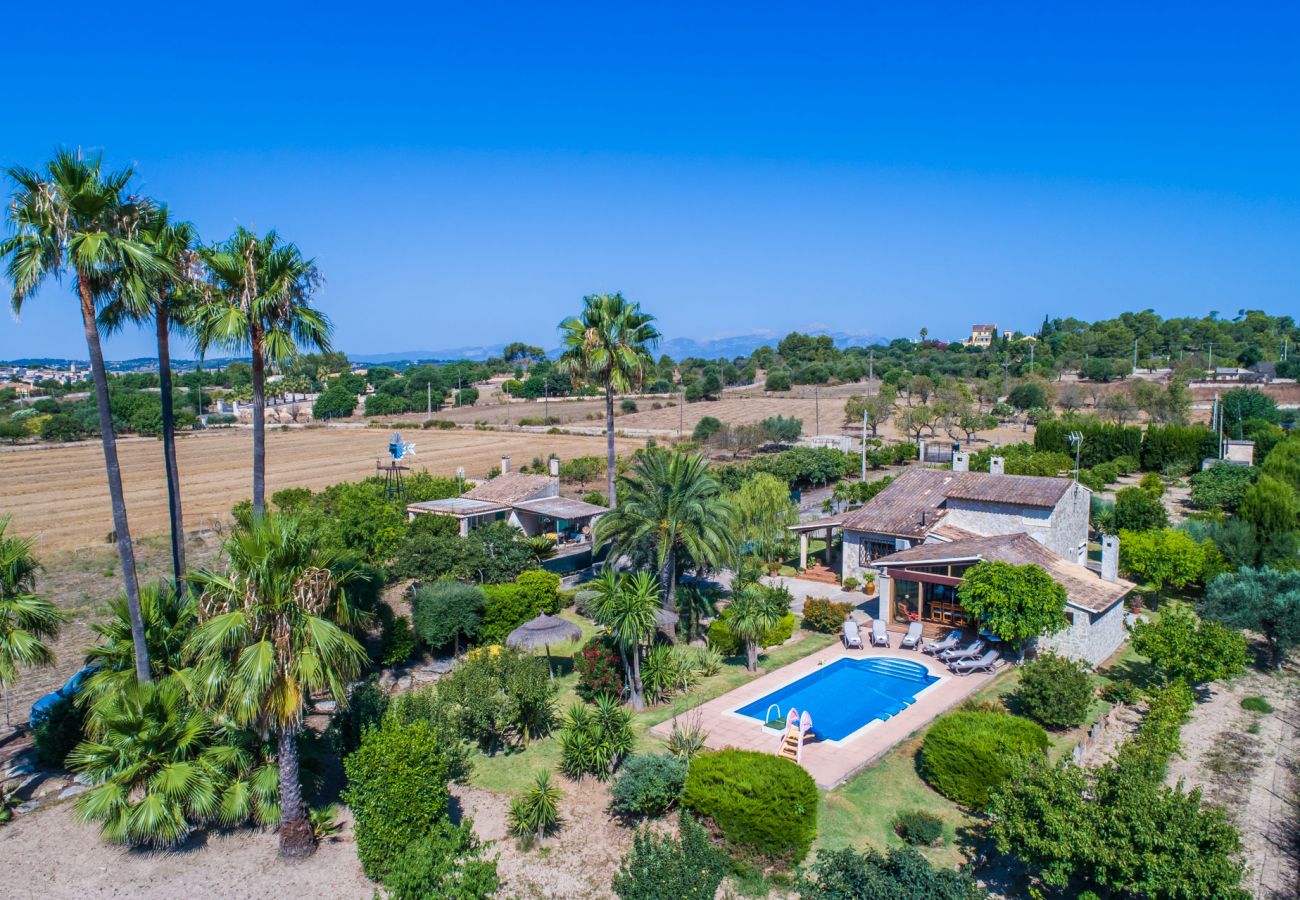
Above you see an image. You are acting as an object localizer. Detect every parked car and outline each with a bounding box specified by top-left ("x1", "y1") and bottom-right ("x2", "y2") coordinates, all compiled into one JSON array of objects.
[{"x1": 28, "y1": 665, "x2": 98, "y2": 728}]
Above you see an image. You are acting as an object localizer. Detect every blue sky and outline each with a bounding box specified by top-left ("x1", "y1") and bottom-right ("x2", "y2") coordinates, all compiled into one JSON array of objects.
[{"x1": 2, "y1": 2, "x2": 1298, "y2": 359}]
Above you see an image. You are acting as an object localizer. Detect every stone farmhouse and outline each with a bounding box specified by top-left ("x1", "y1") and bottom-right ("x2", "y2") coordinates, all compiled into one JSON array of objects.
[{"x1": 794, "y1": 456, "x2": 1132, "y2": 665}]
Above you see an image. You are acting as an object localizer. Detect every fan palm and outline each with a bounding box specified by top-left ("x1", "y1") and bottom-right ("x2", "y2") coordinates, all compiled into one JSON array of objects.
[
  {"x1": 595, "y1": 449, "x2": 735, "y2": 612},
  {"x1": 185, "y1": 514, "x2": 366, "y2": 857},
  {"x1": 101, "y1": 207, "x2": 203, "y2": 588},
  {"x1": 1, "y1": 149, "x2": 166, "y2": 682},
  {"x1": 557, "y1": 293, "x2": 660, "y2": 506},
  {"x1": 81, "y1": 582, "x2": 196, "y2": 713},
  {"x1": 0, "y1": 517, "x2": 64, "y2": 728},
  {"x1": 588, "y1": 570, "x2": 659, "y2": 710},
  {"x1": 68, "y1": 676, "x2": 280, "y2": 848},
  {"x1": 727, "y1": 580, "x2": 788, "y2": 672},
  {"x1": 196, "y1": 228, "x2": 329, "y2": 517}
]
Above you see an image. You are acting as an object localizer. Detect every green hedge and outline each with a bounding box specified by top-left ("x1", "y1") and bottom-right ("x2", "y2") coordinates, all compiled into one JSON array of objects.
[
  {"x1": 707, "y1": 611, "x2": 795, "y2": 656},
  {"x1": 918, "y1": 711, "x2": 1049, "y2": 808},
  {"x1": 343, "y1": 720, "x2": 452, "y2": 880},
  {"x1": 682, "y1": 749, "x2": 818, "y2": 862},
  {"x1": 1141, "y1": 424, "x2": 1217, "y2": 474},
  {"x1": 1035, "y1": 419, "x2": 1141, "y2": 468}
]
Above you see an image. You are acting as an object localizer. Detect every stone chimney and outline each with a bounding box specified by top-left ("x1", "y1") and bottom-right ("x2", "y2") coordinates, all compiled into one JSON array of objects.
[
  {"x1": 952, "y1": 451, "x2": 970, "y2": 472},
  {"x1": 549, "y1": 457, "x2": 560, "y2": 477},
  {"x1": 500, "y1": 455, "x2": 510, "y2": 475},
  {"x1": 1101, "y1": 534, "x2": 1119, "y2": 583},
  {"x1": 990, "y1": 455, "x2": 1005, "y2": 475}
]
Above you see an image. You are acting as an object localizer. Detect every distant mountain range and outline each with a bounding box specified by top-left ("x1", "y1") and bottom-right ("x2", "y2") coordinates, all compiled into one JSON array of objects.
[
  {"x1": 3, "y1": 329, "x2": 886, "y2": 369},
  {"x1": 348, "y1": 329, "x2": 885, "y2": 365}
]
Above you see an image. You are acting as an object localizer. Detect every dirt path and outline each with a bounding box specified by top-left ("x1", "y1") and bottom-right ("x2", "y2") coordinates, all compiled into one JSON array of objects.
[{"x1": 1167, "y1": 666, "x2": 1299, "y2": 900}]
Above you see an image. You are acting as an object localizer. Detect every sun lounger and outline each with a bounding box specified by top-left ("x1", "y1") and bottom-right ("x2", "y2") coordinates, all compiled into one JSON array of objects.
[
  {"x1": 900, "y1": 621, "x2": 924, "y2": 650},
  {"x1": 949, "y1": 649, "x2": 1001, "y2": 675},
  {"x1": 871, "y1": 618, "x2": 890, "y2": 647},
  {"x1": 842, "y1": 619, "x2": 864, "y2": 649},
  {"x1": 940, "y1": 639, "x2": 986, "y2": 662},
  {"x1": 923, "y1": 630, "x2": 962, "y2": 656}
]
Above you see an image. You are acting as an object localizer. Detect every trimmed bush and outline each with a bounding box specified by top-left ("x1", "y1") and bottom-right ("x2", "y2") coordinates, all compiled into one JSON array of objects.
[
  {"x1": 1016, "y1": 653, "x2": 1094, "y2": 729},
  {"x1": 382, "y1": 819, "x2": 500, "y2": 899},
  {"x1": 479, "y1": 583, "x2": 531, "y2": 645},
  {"x1": 610, "y1": 753, "x2": 688, "y2": 817},
  {"x1": 515, "y1": 569, "x2": 562, "y2": 614},
  {"x1": 918, "y1": 711, "x2": 1049, "y2": 808},
  {"x1": 802, "y1": 598, "x2": 853, "y2": 633},
  {"x1": 343, "y1": 719, "x2": 452, "y2": 880},
  {"x1": 892, "y1": 809, "x2": 945, "y2": 846},
  {"x1": 32, "y1": 694, "x2": 85, "y2": 768},
  {"x1": 682, "y1": 748, "x2": 819, "y2": 862},
  {"x1": 411, "y1": 580, "x2": 483, "y2": 654}
]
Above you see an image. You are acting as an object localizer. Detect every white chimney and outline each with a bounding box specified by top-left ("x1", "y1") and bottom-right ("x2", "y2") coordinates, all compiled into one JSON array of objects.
[
  {"x1": 549, "y1": 457, "x2": 560, "y2": 477},
  {"x1": 990, "y1": 455, "x2": 1005, "y2": 475},
  {"x1": 917, "y1": 439, "x2": 927, "y2": 462},
  {"x1": 500, "y1": 455, "x2": 510, "y2": 474},
  {"x1": 1101, "y1": 534, "x2": 1119, "y2": 583},
  {"x1": 953, "y1": 451, "x2": 970, "y2": 472}
]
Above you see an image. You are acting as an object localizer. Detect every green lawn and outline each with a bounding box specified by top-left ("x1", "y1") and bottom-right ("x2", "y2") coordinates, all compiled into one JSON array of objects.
[{"x1": 467, "y1": 624, "x2": 837, "y2": 795}]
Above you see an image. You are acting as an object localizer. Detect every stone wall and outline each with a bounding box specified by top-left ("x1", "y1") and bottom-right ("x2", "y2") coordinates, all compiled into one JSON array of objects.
[
  {"x1": 1038, "y1": 597, "x2": 1127, "y2": 666},
  {"x1": 942, "y1": 483, "x2": 1090, "y2": 563}
]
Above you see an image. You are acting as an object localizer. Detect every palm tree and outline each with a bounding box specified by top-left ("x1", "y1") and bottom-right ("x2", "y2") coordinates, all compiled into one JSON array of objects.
[
  {"x1": 81, "y1": 582, "x2": 195, "y2": 711},
  {"x1": 595, "y1": 449, "x2": 735, "y2": 612},
  {"x1": 101, "y1": 207, "x2": 202, "y2": 589},
  {"x1": 1, "y1": 149, "x2": 163, "y2": 683},
  {"x1": 557, "y1": 293, "x2": 660, "y2": 506},
  {"x1": 588, "y1": 570, "x2": 659, "y2": 710},
  {"x1": 186, "y1": 515, "x2": 366, "y2": 857},
  {"x1": 197, "y1": 228, "x2": 329, "y2": 517},
  {"x1": 727, "y1": 580, "x2": 787, "y2": 672},
  {"x1": 0, "y1": 517, "x2": 64, "y2": 728}
]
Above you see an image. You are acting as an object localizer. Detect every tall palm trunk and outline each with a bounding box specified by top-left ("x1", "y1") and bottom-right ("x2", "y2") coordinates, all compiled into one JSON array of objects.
[
  {"x1": 605, "y1": 384, "x2": 616, "y2": 506},
  {"x1": 250, "y1": 324, "x2": 267, "y2": 518},
  {"x1": 746, "y1": 639, "x2": 758, "y2": 673},
  {"x1": 155, "y1": 306, "x2": 186, "y2": 590},
  {"x1": 629, "y1": 645, "x2": 644, "y2": 711},
  {"x1": 79, "y1": 276, "x2": 151, "y2": 684},
  {"x1": 277, "y1": 726, "x2": 315, "y2": 857},
  {"x1": 658, "y1": 547, "x2": 677, "y2": 613}
]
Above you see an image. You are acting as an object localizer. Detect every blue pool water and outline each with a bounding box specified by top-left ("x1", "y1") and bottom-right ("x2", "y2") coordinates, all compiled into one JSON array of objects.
[{"x1": 735, "y1": 657, "x2": 940, "y2": 741}]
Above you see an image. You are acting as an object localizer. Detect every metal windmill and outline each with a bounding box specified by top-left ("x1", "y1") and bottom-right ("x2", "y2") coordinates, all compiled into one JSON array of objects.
[{"x1": 378, "y1": 432, "x2": 415, "y2": 501}]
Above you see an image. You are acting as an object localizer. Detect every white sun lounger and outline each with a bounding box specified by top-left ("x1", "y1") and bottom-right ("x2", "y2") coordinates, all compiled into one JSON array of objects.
[
  {"x1": 899, "y1": 620, "x2": 924, "y2": 650},
  {"x1": 842, "y1": 619, "x2": 864, "y2": 649},
  {"x1": 871, "y1": 618, "x2": 890, "y2": 647},
  {"x1": 949, "y1": 650, "x2": 1000, "y2": 675},
  {"x1": 940, "y1": 639, "x2": 986, "y2": 662},
  {"x1": 923, "y1": 630, "x2": 962, "y2": 656}
]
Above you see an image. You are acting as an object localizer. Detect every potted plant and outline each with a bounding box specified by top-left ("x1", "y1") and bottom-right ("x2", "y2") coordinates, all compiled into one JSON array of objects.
[{"x1": 843, "y1": 576, "x2": 860, "y2": 592}]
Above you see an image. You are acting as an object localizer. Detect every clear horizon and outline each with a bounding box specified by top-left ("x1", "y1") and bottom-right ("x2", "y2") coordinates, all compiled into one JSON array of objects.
[{"x1": 3, "y1": 3, "x2": 1298, "y2": 359}]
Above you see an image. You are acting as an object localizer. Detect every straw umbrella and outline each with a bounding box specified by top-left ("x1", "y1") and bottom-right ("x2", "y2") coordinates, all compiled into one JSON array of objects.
[{"x1": 506, "y1": 613, "x2": 583, "y2": 678}]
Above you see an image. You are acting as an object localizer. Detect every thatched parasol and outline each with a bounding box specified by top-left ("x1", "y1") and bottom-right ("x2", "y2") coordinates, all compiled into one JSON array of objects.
[{"x1": 506, "y1": 613, "x2": 584, "y2": 677}]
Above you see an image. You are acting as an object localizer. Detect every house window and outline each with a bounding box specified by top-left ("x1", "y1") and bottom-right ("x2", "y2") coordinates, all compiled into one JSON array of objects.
[
  {"x1": 859, "y1": 540, "x2": 895, "y2": 565},
  {"x1": 1064, "y1": 610, "x2": 1075, "y2": 626}
]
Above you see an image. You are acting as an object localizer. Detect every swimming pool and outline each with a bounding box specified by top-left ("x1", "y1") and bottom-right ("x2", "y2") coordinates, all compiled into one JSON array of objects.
[{"x1": 734, "y1": 656, "x2": 941, "y2": 742}]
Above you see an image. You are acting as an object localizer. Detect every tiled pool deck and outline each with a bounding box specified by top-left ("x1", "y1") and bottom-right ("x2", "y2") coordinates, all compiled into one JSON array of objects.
[{"x1": 650, "y1": 631, "x2": 1000, "y2": 789}]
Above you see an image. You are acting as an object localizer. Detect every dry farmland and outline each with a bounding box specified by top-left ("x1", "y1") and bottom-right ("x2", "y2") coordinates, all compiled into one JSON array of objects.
[{"x1": 0, "y1": 426, "x2": 644, "y2": 554}]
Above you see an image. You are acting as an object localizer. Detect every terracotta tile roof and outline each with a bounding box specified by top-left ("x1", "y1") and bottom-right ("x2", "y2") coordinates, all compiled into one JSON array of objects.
[
  {"x1": 871, "y1": 532, "x2": 1133, "y2": 613},
  {"x1": 839, "y1": 467, "x2": 1073, "y2": 539},
  {"x1": 930, "y1": 523, "x2": 982, "y2": 542},
  {"x1": 464, "y1": 472, "x2": 554, "y2": 505}
]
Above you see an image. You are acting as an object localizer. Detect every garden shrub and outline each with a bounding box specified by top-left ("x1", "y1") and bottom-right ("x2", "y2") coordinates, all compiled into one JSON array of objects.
[
  {"x1": 682, "y1": 749, "x2": 819, "y2": 862},
  {"x1": 515, "y1": 569, "x2": 562, "y2": 614},
  {"x1": 692, "y1": 416, "x2": 723, "y2": 441},
  {"x1": 507, "y1": 770, "x2": 562, "y2": 846},
  {"x1": 380, "y1": 614, "x2": 417, "y2": 665},
  {"x1": 1140, "y1": 424, "x2": 1217, "y2": 474},
  {"x1": 641, "y1": 644, "x2": 699, "y2": 704},
  {"x1": 1120, "y1": 681, "x2": 1194, "y2": 781},
  {"x1": 327, "y1": 676, "x2": 390, "y2": 758},
  {"x1": 1139, "y1": 471, "x2": 1165, "y2": 496},
  {"x1": 1190, "y1": 463, "x2": 1255, "y2": 512},
  {"x1": 381, "y1": 819, "x2": 499, "y2": 899},
  {"x1": 797, "y1": 846, "x2": 983, "y2": 899},
  {"x1": 1016, "y1": 653, "x2": 1094, "y2": 729},
  {"x1": 613, "y1": 810, "x2": 728, "y2": 900},
  {"x1": 1101, "y1": 678, "x2": 1142, "y2": 706},
  {"x1": 411, "y1": 580, "x2": 483, "y2": 654},
  {"x1": 32, "y1": 694, "x2": 85, "y2": 768},
  {"x1": 610, "y1": 753, "x2": 688, "y2": 817},
  {"x1": 764, "y1": 370, "x2": 791, "y2": 391},
  {"x1": 343, "y1": 719, "x2": 452, "y2": 880},
  {"x1": 802, "y1": 598, "x2": 853, "y2": 633},
  {"x1": 707, "y1": 609, "x2": 796, "y2": 656},
  {"x1": 918, "y1": 710, "x2": 1049, "y2": 808},
  {"x1": 479, "y1": 583, "x2": 532, "y2": 645},
  {"x1": 892, "y1": 809, "x2": 945, "y2": 846},
  {"x1": 558, "y1": 696, "x2": 634, "y2": 780},
  {"x1": 438, "y1": 647, "x2": 557, "y2": 753},
  {"x1": 574, "y1": 642, "x2": 624, "y2": 701}
]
